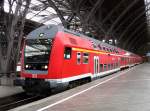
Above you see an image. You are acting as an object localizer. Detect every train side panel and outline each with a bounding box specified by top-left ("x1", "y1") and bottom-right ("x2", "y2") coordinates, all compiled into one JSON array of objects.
[
  {"x1": 60, "y1": 32, "x2": 92, "y2": 79},
  {"x1": 47, "y1": 33, "x2": 64, "y2": 79}
]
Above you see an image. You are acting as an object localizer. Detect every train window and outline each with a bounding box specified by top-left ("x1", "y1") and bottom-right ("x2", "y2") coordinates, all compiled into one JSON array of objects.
[
  {"x1": 114, "y1": 63, "x2": 116, "y2": 68},
  {"x1": 24, "y1": 39, "x2": 52, "y2": 72},
  {"x1": 98, "y1": 44, "x2": 101, "y2": 50},
  {"x1": 112, "y1": 49, "x2": 114, "y2": 53},
  {"x1": 109, "y1": 49, "x2": 112, "y2": 52},
  {"x1": 106, "y1": 48, "x2": 109, "y2": 52},
  {"x1": 103, "y1": 47, "x2": 106, "y2": 51},
  {"x1": 107, "y1": 64, "x2": 110, "y2": 70},
  {"x1": 110, "y1": 49, "x2": 112, "y2": 52},
  {"x1": 104, "y1": 64, "x2": 107, "y2": 71},
  {"x1": 108, "y1": 64, "x2": 111, "y2": 70},
  {"x1": 64, "y1": 47, "x2": 72, "y2": 59},
  {"x1": 77, "y1": 52, "x2": 81, "y2": 64},
  {"x1": 116, "y1": 63, "x2": 119, "y2": 68},
  {"x1": 99, "y1": 47, "x2": 101, "y2": 50},
  {"x1": 115, "y1": 63, "x2": 117, "y2": 68},
  {"x1": 83, "y1": 53, "x2": 89, "y2": 64},
  {"x1": 99, "y1": 46, "x2": 102, "y2": 50},
  {"x1": 124, "y1": 58, "x2": 126, "y2": 61},
  {"x1": 116, "y1": 50, "x2": 119, "y2": 53},
  {"x1": 99, "y1": 64, "x2": 103, "y2": 72},
  {"x1": 121, "y1": 57, "x2": 124, "y2": 61},
  {"x1": 113, "y1": 49, "x2": 116, "y2": 53},
  {"x1": 111, "y1": 63, "x2": 113, "y2": 69}
]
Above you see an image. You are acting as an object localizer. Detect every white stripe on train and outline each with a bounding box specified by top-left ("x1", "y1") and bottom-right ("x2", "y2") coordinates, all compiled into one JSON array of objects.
[{"x1": 45, "y1": 67, "x2": 130, "y2": 83}]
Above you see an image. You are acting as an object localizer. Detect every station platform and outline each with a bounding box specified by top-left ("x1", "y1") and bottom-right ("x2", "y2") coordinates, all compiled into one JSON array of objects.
[
  {"x1": 10, "y1": 63, "x2": 150, "y2": 111},
  {"x1": 0, "y1": 86, "x2": 23, "y2": 98},
  {"x1": 0, "y1": 76, "x2": 24, "y2": 98}
]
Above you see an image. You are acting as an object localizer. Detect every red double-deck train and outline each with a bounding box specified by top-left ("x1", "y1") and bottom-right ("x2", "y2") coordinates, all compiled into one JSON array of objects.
[{"x1": 17, "y1": 25, "x2": 142, "y2": 93}]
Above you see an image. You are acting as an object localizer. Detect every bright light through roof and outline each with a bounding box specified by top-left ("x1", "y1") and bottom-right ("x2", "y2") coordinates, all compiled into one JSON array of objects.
[
  {"x1": 4, "y1": 0, "x2": 62, "y2": 25},
  {"x1": 145, "y1": 0, "x2": 150, "y2": 16}
]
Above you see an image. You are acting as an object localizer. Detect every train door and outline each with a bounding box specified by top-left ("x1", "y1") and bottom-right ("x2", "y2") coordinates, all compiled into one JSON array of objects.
[
  {"x1": 94, "y1": 56, "x2": 99, "y2": 76},
  {"x1": 118, "y1": 57, "x2": 121, "y2": 68}
]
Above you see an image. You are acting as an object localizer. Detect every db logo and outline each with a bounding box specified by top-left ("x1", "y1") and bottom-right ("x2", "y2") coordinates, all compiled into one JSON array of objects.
[{"x1": 32, "y1": 74, "x2": 37, "y2": 78}]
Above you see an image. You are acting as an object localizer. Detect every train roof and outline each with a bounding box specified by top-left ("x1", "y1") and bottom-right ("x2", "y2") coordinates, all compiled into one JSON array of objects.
[
  {"x1": 27, "y1": 24, "x2": 138, "y2": 56},
  {"x1": 27, "y1": 25, "x2": 63, "y2": 39},
  {"x1": 27, "y1": 25, "x2": 117, "y2": 48}
]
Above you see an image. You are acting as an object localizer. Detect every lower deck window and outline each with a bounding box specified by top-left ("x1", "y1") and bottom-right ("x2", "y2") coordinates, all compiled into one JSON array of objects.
[
  {"x1": 111, "y1": 63, "x2": 113, "y2": 69},
  {"x1": 104, "y1": 64, "x2": 107, "y2": 71},
  {"x1": 83, "y1": 53, "x2": 89, "y2": 64},
  {"x1": 99, "y1": 64, "x2": 103, "y2": 72},
  {"x1": 116, "y1": 63, "x2": 118, "y2": 68},
  {"x1": 114, "y1": 63, "x2": 115, "y2": 68},
  {"x1": 108, "y1": 64, "x2": 111, "y2": 70},
  {"x1": 113, "y1": 63, "x2": 119, "y2": 68},
  {"x1": 121, "y1": 57, "x2": 124, "y2": 61}
]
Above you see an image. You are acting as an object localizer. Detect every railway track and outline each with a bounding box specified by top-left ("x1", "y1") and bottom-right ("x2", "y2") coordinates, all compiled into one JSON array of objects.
[
  {"x1": 0, "y1": 87, "x2": 73, "y2": 111},
  {"x1": 0, "y1": 80, "x2": 90, "y2": 111},
  {"x1": 0, "y1": 92, "x2": 43, "y2": 111}
]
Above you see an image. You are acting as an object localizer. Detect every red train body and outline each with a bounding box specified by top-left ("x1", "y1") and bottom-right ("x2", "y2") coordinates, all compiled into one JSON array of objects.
[{"x1": 18, "y1": 25, "x2": 142, "y2": 93}]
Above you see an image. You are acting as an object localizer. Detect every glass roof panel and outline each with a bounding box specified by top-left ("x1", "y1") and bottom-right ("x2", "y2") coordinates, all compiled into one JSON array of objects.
[{"x1": 4, "y1": 0, "x2": 62, "y2": 25}]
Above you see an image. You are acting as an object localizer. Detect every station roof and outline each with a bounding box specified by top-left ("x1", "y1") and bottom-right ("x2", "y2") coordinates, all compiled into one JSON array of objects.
[{"x1": 3, "y1": 0, "x2": 150, "y2": 55}]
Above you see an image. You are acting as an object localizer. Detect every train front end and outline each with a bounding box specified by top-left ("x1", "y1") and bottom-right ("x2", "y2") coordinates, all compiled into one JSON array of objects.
[
  {"x1": 17, "y1": 25, "x2": 62, "y2": 94},
  {"x1": 22, "y1": 38, "x2": 52, "y2": 92}
]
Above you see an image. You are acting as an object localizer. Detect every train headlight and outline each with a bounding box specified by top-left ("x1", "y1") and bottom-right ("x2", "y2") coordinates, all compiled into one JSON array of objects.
[
  {"x1": 25, "y1": 65, "x2": 29, "y2": 68},
  {"x1": 44, "y1": 65, "x2": 48, "y2": 69}
]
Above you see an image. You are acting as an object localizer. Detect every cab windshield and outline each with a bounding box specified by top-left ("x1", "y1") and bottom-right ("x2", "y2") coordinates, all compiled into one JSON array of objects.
[{"x1": 24, "y1": 39, "x2": 52, "y2": 73}]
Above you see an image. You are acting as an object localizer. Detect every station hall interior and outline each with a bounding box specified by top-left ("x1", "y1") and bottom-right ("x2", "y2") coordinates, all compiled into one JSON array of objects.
[{"x1": 0, "y1": 0, "x2": 150, "y2": 111}]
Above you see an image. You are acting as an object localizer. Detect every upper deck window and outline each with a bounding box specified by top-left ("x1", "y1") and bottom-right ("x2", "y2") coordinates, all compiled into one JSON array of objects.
[
  {"x1": 106, "y1": 48, "x2": 109, "y2": 52},
  {"x1": 64, "y1": 47, "x2": 72, "y2": 59},
  {"x1": 77, "y1": 52, "x2": 81, "y2": 64},
  {"x1": 83, "y1": 53, "x2": 89, "y2": 64},
  {"x1": 110, "y1": 49, "x2": 112, "y2": 52},
  {"x1": 98, "y1": 45, "x2": 102, "y2": 50},
  {"x1": 103, "y1": 47, "x2": 106, "y2": 51}
]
